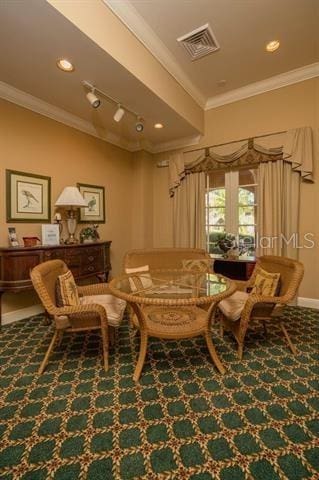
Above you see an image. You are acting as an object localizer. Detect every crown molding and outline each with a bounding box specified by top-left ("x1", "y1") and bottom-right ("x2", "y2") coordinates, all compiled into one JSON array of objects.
[
  {"x1": 0, "y1": 80, "x2": 202, "y2": 155},
  {"x1": 149, "y1": 134, "x2": 202, "y2": 154},
  {"x1": 103, "y1": 0, "x2": 206, "y2": 108},
  {"x1": 205, "y1": 62, "x2": 319, "y2": 110},
  {"x1": 0, "y1": 80, "x2": 143, "y2": 152}
]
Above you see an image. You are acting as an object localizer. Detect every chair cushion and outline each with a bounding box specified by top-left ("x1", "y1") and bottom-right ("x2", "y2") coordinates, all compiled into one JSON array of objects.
[
  {"x1": 182, "y1": 258, "x2": 213, "y2": 272},
  {"x1": 251, "y1": 267, "x2": 280, "y2": 296},
  {"x1": 125, "y1": 265, "x2": 154, "y2": 292},
  {"x1": 80, "y1": 295, "x2": 126, "y2": 327},
  {"x1": 56, "y1": 270, "x2": 79, "y2": 306},
  {"x1": 219, "y1": 291, "x2": 249, "y2": 321}
]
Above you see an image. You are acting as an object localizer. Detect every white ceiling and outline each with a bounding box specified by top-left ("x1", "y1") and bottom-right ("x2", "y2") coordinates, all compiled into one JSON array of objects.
[
  {"x1": 0, "y1": 0, "x2": 198, "y2": 151},
  {"x1": 113, "y1": 0, "x2": 318, "y2": 103}
]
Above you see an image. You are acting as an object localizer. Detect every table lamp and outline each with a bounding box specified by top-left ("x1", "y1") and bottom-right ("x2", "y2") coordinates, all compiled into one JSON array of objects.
[{"x1": 55, "y1": 186, "x2": 88, "y2": 244}]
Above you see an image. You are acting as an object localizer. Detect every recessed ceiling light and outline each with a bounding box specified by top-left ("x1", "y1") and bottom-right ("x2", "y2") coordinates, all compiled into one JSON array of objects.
[
  {"x1": 56, "y1": 58, "x2": 75, "y2": 72},
  {"x1": 154, "y1": 123, "x2": 164, "y2": 129},
  {"x1": 265, "y1": 40, "x2": 280, "y2": 53}
]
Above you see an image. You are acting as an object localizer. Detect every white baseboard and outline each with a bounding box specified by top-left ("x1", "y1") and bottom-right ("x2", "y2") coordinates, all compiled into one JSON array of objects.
[
  {"x1": 2, "y1": 304, "x2": 44, "y2": 326},
  {"x1": 297, "y1": 297, "x2": 319, "y2": 309}
]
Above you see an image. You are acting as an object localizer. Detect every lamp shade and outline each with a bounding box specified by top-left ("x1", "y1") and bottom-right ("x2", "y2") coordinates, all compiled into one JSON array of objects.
[{"x1": 55, "y1": 186, "x2": 88, "y2": 207}]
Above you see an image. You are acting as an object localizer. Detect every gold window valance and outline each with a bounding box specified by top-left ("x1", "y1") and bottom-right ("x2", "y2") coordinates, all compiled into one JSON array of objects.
[
  {"x1": 169, "y1": 127, "x2": 314, "y2": 197},
  {"x1": 187, "y1": 138, "x2": 282, "y2": 174}
]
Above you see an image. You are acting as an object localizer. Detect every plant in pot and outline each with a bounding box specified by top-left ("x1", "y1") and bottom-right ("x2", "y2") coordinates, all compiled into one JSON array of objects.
[
  {"x1": 79, "y1": 225, "x2": 100, "y2": 244},
  {"x1": 217, "y1": 233, "x2": 246, "y2": 259}
]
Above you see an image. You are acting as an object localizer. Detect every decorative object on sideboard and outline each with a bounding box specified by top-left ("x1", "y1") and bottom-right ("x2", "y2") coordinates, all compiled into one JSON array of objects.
[
  {"x1": 22, "y1": 236, "x2": 41, "y2": 247},
  {"x1": 217, "y1": 233, "x2": 247, "y2": 259},
  {"x1": 41, "y1": 224, "x2": 60, "y2": 246},
  {"x1": 55, "y1": 186, "x2": 87, "y2": 244},
  {"x1": 8, "y1": 227, "x2": 19, "y2": 247},
  {"x1": 79, "y1": 225, "x2": 100, "y2": 244},
  {"x1": 6, "y1": 169, "x2": 51, "y2": 223},
  {"x1": 77, "y1": 183, "x2": 106, "y2": 223},
  {"x1": 53, "y1": 212, "x2": 63, "y2": 242}
]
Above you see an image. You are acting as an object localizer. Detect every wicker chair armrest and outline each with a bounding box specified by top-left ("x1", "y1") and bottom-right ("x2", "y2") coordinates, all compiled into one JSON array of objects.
[
  {"x1": 77, "y1": 283, "x2": 111, "y2": 296},
  {"x1": 52, "y1": 303, "x2": 108, "y2": 324},
  {"x1": 237, "y1": 294, "x2": 287, "y2": 341},
  {"x1": 245, "y1": 294, "x2": 286, "y2": 309}
]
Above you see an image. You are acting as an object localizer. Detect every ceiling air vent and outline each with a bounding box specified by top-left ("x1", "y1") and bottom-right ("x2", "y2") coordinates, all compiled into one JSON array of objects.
[{"x1": 177, "y1": 23, "x2": 220, "y2": 61}]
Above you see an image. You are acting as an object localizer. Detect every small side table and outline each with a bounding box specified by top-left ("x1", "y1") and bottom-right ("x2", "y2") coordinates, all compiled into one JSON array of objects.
[{"x1": 213, "y1": 257, "x2": 256, "y2": 281}]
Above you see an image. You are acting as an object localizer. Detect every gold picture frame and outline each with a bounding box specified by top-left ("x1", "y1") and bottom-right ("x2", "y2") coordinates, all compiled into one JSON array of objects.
[{"x1": 6, "y1": 170, "x2": 51, "y2": 223}]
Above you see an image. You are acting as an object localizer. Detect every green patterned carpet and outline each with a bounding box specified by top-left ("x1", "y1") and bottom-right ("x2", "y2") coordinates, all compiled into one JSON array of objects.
[{"x1": 0, "y1": 307, "x2": 318, "y2": 480}]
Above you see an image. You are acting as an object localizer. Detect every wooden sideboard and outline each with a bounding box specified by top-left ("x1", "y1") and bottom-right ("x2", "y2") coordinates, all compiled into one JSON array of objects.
[
  {"x1": 214, "y1": 257, "x2": 256, "y2": 281},
  {"x1": 0, "y1": 241, "x2": 111, "y2": 325}
]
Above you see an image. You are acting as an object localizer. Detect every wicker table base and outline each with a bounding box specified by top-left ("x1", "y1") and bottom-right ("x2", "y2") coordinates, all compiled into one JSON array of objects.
[
  {"x1": 109, "y1": 270, "x2": 236, "y2": 381},
  {"x1": 131, "y1": 303, "x2": 225, "y2": 381}
]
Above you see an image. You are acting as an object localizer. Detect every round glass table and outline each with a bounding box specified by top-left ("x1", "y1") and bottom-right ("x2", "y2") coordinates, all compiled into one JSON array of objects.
[{"x1": 109, "y1": 270, "x2": 236, "y2": 381}]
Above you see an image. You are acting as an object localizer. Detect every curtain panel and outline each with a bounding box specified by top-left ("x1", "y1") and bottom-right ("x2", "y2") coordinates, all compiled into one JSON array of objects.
[
  {"x1": 172, "y1": 172, "x2": 206, "y2": 249},
  {"x1": 168, "y1": 127, "x2": 313, "y2": 197},
  {"x1": 257, "y1": 161, "x2": 300, "y2": 258}
]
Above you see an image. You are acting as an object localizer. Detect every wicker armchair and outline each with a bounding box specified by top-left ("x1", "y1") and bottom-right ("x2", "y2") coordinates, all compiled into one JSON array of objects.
[
  {"x1": 31, "y1": 259, "x2": 123, "y2": 374},
  {"x1": 219, "y1": 256, "x2": 304, "y2": 359}
]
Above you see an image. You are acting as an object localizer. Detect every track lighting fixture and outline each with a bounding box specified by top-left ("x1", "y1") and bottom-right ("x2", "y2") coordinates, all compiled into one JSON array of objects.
[
  {"x1": 113, "y1": 105, "x2": 125, "y2": 122},
  {"x1": 86, "y1": 89, "x2": 101, "y2": 109},
  {"x1": 135, "y1": 117, "x2": 144, "y2": 133},
  {"x1": 82, "y1": 80, "x2": 144, "y2": 130}
]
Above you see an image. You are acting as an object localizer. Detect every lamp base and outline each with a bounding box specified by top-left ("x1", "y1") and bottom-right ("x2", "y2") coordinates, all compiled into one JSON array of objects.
[
  {"x1": 64, "y1": 235, "x2": 78, "y2": 245},
  {"x1": 65, "y1": 210, "x2": 78, "y2": 244}
]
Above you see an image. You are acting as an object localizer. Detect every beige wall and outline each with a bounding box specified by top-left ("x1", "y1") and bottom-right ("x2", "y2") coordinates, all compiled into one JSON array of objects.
[
  {"x1": 131, "y1": 151, "x2": 154, "y2": 250},
  {"x1": 152, "y1": 78, "x2": 319, "y2": 300},
  {"x1": 0, "y1": 98, "x2": 134, "y2": 314}
]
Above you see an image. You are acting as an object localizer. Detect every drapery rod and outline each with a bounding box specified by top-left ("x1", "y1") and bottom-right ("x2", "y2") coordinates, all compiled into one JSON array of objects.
[{"x1": 184, "y1": 129, "x2": 287, "y2": 154}]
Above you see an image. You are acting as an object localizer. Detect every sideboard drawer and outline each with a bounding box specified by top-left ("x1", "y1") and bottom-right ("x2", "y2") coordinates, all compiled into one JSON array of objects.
[
  {"x1": 82, "y1": 246, "x2": 104, "y2": 265},
  {"x1": 64, "y1": 254, "x2": 81, "y2": 266},
  {"x1": 43, "y1": 249, "x2": 65, "y2": 260},
  {"x1": 81, "y1": 259, "x2": 104, "y2": 274}
]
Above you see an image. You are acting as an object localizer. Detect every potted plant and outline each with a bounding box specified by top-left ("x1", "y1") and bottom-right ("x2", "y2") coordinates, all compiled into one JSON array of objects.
[
  {"x1": 217, "y1": 233, "x2": 246, "y2": 259},
  {"x1": 79, "y1": 224, "x2": 100, "y2": 243}
]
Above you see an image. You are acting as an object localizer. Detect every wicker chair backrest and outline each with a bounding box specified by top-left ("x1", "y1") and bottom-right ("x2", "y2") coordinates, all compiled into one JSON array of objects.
[
  {"x1": 255, "y1": 255, "x2": 304, "y2": 300},
  {"x1": 123, "y1": 248, "x2": 211, "y2": 271},
  {"x1": 31, "y1": 259, "x2": 69, "y2": 314}
]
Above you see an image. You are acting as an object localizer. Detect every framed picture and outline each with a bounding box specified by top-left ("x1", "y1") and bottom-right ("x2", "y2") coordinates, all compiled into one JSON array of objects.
[
  {"x1": 8, "y1": 227, "x2": 19, "y2": 247},
  {"x1": 41, "y1": 224, "x2": 60, "y2": 246},
  {"x1": 6, "y1": 170, "x2": 51, "y2": 223},
  {"x1": 77, "y1": 183, "x2": 105, "y2": 223}
]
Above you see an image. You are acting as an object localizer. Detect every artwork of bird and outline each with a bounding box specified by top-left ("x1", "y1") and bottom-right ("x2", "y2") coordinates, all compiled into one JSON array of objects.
[
  {"x1": 87, "y1": 196, "x2": 97, "y2": 212},
  {"x1": 21, "y1": 190, "x2": 39, "y2": 208}
]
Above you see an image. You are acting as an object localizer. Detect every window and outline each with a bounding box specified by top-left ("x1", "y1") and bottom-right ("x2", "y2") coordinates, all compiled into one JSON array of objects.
[{"x1": 205, "y1": 169, "x2": 257, "y2": 256}]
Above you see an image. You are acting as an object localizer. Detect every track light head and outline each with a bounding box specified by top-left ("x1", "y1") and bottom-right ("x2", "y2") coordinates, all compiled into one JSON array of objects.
[
  {"x1": 114, "y1": 105, "x2": 125, "y2": 122},
  {"x1": 81, "y1": 81, "x2": 142, "y2": 127},
  {"x1": 86, "y1": 90, "x2": 101, "y2": 109},
  {"x1": 135, "y1": 117, "x2": 144, "y2": 133}
]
